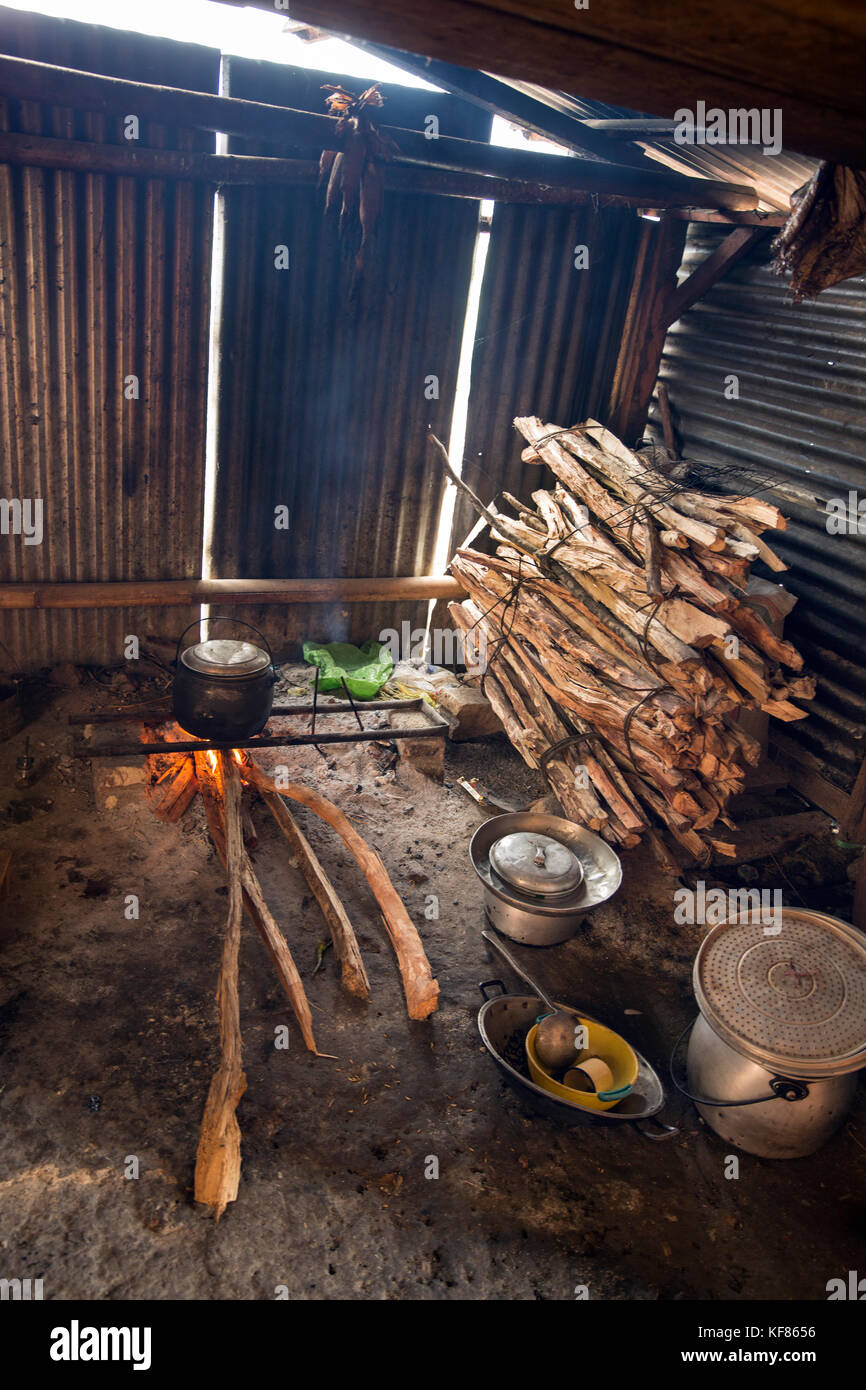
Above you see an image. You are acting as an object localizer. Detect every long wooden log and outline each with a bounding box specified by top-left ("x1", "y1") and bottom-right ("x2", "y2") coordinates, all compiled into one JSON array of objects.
[
  {"x1": 0, "y1": 129, "x2": 754, "y2": 213},
  {"x1": 0, "y1": 575, "x2": 464, "y2": 611},
  {"x1": 195, "y1": 753, "x2": 319, "y2": 1053},
  {"x1": 0, "y1": 53, "x2": 759, "y2": 209},
  {"x1": 253, "y1": 780, "x2": 371, "y2": 1003},
  {"x1": 194, "y1": 753, "x2": 246, "y2": 1219},
  {"x1": 243, "y1": 763, "x2": 439, "y2": 1021}
]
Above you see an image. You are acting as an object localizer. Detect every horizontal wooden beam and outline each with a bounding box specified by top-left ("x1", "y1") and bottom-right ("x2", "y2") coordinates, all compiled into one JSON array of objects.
[
  {"x1": 0, "y1": 130, "x2": 748, "y2": 210},
  {"x1": 667, "y1": 209, "x2": 786, "y2": 228},
  {"x1": 0, "y1": 576, "x2": 467, "y2": 611},
  {"x1": 0, "y1": 53, "x2": 757, "y2": 209},
  {"x1": 272, "y1": 0, "x2": 866, "y2": 166}
]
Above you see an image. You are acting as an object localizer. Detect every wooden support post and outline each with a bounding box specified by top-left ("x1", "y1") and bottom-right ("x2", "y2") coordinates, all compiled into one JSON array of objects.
[
  {"x1": 841, "y1": 752, "x2": 866, "y2": 843},
  {"x1": 606, "y1": 216, "x2": 688, "y2": 444},
  {"x1": 661, "y1": 226, "x2": 769, "y2": 328}
]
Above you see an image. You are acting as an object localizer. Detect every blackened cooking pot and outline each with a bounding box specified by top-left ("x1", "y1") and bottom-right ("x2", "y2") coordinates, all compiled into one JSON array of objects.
[{"x1": 172, "y1": 617, "x2": 277, "y2": 742}]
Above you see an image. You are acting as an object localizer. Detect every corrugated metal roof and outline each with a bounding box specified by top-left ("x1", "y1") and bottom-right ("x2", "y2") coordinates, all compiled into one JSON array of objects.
[
  {"x1": 209, "y1": 56, "x2": 490, "y2": 655},
  {"x1": 501, "y1": 84, "x2": 815, "y2": 212},
  {"x1": 448, "y1": 200, "x2": 644, "y2": 549},
  {"x1": 649, "y1": 225, "x2": 866, "y2": 793},
  {"x1": 0, "y1": 7, "x2": 218, "y2": 671}
]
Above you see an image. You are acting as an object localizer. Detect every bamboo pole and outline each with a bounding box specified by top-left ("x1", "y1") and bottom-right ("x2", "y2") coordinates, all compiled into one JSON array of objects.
[
  {"x1": 0, "y1": 575, "x2": 465, "y2": 611},
  {"x1": 0, "y1": 130, "x2": 753, "y2": 212}
]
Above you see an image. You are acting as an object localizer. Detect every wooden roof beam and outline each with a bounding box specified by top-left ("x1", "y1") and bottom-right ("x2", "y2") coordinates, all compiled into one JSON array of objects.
[{"x1": 0, "y1": 53, "x2": 758, "y2": 210}]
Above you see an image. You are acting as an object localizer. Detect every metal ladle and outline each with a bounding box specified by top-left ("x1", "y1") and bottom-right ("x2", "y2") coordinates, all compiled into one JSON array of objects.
[{"x1": 481, "y1": 929, "x2": 586, "y2": 1070}]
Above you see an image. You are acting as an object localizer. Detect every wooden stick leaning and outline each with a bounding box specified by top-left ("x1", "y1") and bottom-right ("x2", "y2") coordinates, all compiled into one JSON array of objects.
[
  {"x1": 195, "y1": 752, "x2": 319, "y2": 1054},
  {"x1": 242, "y1": 761, "x2": 439, "y2": 1022},
  {"x1": 252, "y1": 777, "x2": 371, "y2": 1002},
  {"x1": 194, "y1": 752, "x2": 246, "y2": 1220}
]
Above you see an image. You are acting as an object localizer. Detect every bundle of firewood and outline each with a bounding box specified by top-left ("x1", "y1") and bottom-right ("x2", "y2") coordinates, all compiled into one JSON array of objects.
[{"x1": 431, "y1": 417, "x2": 814, "y2": 865}]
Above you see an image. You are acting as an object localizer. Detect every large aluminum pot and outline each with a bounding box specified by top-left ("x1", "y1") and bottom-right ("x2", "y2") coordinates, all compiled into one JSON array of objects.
[
  {"x1": 686, "y1": 1014, "x2": 858, "y2": 1159},
  {"x1": 173, "y1": 617, "x2": 276, "y2": 743},
  {"x1": 683, "y1": 909, "x2": 866, "y2": 1159}
]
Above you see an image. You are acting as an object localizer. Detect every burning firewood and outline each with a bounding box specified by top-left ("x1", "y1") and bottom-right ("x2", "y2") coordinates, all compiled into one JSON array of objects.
[
  {"x1": 195, "y1": 751, "x2": 319, "y2": 1055},
  {"x1": 194, "y1": 752, "x2": 246, "y2": 1220}
]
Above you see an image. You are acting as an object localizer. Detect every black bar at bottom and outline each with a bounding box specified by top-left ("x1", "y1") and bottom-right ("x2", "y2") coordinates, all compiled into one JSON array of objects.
[{"x1": 72, "y1": 721, "x2": 446, "y2": 757}]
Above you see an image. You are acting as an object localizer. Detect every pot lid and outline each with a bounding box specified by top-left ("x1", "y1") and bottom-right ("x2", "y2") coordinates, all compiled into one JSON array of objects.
[
  {"x1": 181, "y1": 638, "x2": 271, "y2": 677},
  {"x1": 489, "y1": 831, "x2": 584, "y2": 897},
  {"x1": 694, "y1": 910, "x2": 866, "y2": 1078}
]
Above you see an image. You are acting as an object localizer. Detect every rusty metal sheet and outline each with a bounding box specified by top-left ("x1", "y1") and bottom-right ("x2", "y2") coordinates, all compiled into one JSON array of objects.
[
  {"x1": 209, "y1": 57, "x2": 489, "y2": 656},
  {"x1": 651, "y1": 225, "x2": 866, "y2": 792},
  {"x1": 0, "y1": 9, "x2": 218, "y2": 672}
]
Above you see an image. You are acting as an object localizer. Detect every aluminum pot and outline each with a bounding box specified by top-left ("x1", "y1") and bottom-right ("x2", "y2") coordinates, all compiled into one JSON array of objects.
[
  {"x1": 172, "y1": 617, "x2": 276, "y2": 743},
  {"x1": 684, "y1": 1014, "x2": 858, "y2": 1159},
  {"x1": 678, "y1": 909, "x2": 866, "y2": 1159},
  {"x1": 470, "y1": 813, "x2": 622, "y2": 946}
]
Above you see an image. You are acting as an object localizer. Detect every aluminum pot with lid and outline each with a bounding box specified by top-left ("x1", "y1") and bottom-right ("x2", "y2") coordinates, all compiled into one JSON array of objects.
[
  {"x1": 173, "y1": 617, "x2": 277, "y2": 742},
  {"x1": 470, "y1": 813, "x2": 622, "y2": 946},
  {"x1": 681, "y1": 909, "x2": 866, "y2": 1158}
]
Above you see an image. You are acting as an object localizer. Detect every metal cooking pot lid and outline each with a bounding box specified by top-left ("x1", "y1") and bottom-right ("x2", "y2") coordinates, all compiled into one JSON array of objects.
[
  {"x1": 489, "y1": 831, "x2": 584, "y2": 896},
  {"x1": 694, "y1": 910, "x2": 866, "y2": 1077},
  {"x1": 181, "y1": 638, "x2": 270, "y2": 676}
]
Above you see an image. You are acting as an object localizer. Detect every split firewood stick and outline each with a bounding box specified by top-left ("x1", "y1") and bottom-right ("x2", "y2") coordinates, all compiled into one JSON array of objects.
[
  {"x1": 253, "y1": 779, "x2": 371, "y2": 1002},
  {"x1": 195, "y1": 753, "x2": 319, "y2": 1053},
  {"x1": 519, "y1": 416, "x2": 725, "y2": 551},
  {"x1": 234, "y1": 851, "x2": 322, "y2": 1050},
  {"x1": 724, "y1": 601, "x2": 803, "y2": 670},
  {"x1": 194, "y1": 752, "x2": 246, "y2": 1220},
  {"x1": 243, "y1": 762, "x2": 439, "y2": 1022},
  {"x1": 149, "y1": 755, "x2": 197, "y2": 822},
  {"x1": 641, "y1": 505, "x2": 663, "y2": 598}
]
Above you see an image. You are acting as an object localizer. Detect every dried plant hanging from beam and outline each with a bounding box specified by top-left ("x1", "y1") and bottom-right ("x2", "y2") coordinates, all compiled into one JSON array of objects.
[{"x1": 319, "y1": 83, "x2": 399, "y2": 273}]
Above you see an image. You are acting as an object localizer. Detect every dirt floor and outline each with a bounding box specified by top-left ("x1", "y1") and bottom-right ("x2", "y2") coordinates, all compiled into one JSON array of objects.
[{"x1": 1, "y1": 665, "x2": 864, "y2": 1301}]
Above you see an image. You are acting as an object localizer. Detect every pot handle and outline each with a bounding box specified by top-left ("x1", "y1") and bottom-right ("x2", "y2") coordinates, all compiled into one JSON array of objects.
[
  {"x1": 479, "y1": 979, "x2": 507, "y2": 1001},
  {"x1": 175, "y1": 616, "x2": 275, "y2": 668},
  {"x1": 670, "y1": 1018, "x2": 810, "y2": 1108},
  {"x1": 633, "y1": 1115, "x2": 680, "y2": 1142}
]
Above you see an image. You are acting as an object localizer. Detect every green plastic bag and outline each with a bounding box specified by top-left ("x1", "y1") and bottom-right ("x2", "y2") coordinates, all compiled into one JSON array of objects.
[{"x1": 302, "y1": 639, "x2": 394, "y2": 700}]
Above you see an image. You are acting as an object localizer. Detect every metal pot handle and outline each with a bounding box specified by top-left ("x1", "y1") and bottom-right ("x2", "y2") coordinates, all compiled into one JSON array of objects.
[
  {"x1": 670, "y1": 1018, "x2": 810, "y2": 1108},
  {"x1": 479, "y1": 979, "x2": 507, "y2": 1001},
  {"x1": 175, "y1": 616, "x2": 274, "y2": 668},
  {"x1": 633, "y1": 1115, "x2": 680, "y2": 1142}
]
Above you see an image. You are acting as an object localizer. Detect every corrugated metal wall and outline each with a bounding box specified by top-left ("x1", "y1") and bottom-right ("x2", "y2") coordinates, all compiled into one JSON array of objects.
[
  {"x1": 209, "y1": 58, "x2": 490, "y2": 655},
  {"x1": 449, "y1": 201, "x2": 644, "y2": 549},
  {"x1": 650, "y1": 226, "x2": 866, "y2": 795},
  {"x1": 0, "y1": 8, "x2": 218, "y2": 670}
]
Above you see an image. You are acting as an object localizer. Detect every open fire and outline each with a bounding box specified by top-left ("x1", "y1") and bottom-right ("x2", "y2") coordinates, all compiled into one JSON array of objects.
[{"x1": 137, "y1": 724, "x2": 439, "y2": 1218}]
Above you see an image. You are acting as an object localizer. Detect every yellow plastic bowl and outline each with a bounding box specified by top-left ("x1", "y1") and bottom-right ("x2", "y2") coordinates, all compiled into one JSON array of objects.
[{"x1": 526, "y1": 1017, "x2": 639, "y2": 1111}]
